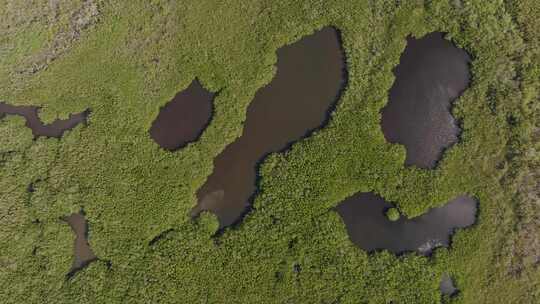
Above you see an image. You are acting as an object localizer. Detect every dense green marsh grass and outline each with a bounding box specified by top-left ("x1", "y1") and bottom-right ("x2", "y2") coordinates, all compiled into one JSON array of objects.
[{"x1": 0, "y1": 1, "x2": 538, "y2": 303}]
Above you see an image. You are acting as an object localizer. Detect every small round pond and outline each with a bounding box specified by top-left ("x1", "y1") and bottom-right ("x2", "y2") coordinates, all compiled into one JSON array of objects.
[{"x1": 149, "y1": 79, "x2": 215, "y2": 151}]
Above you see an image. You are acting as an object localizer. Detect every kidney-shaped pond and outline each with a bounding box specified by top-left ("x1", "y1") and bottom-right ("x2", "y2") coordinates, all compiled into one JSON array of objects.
[{"x1": 336, "y1": 192, "x2": 477, "y2": 255}]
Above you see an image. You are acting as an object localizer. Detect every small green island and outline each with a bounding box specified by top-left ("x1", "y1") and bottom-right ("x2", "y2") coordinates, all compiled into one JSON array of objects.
[{"x1": 386, "y1": 208, "x2": 401, "y2": 222}]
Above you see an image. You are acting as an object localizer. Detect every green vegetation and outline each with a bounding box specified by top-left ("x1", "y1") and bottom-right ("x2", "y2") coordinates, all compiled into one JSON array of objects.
[
  {"x1": 386, "y1": 208, "x2": 400, "y2": 222},
  {"x1": 0, "y1": 1, "x2": 538, "y2": 303}
]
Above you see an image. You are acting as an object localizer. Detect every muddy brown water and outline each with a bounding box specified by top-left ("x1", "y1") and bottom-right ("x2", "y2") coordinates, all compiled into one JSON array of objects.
[
  {"x1": 336, "y1": 192, "x2": 477, "y2": 255},
  {"x1": 149, "y1": 79, "x2": 215, "y2": 151},
  {"x1": 193, "y1": 26, "x2": 347, "y2": 227},
  {"x1": 381, "y1": 32, "x2": 471, "y2": 169},
  {"x1": 63, "y1": 213, "x2": 97, "y2": 275},
  {"x1": 440, "y1": 273, "x2": 458, "y2": 297},
  {"x1": 0, "y1": 102, "x2": 88, "y2": 138}
]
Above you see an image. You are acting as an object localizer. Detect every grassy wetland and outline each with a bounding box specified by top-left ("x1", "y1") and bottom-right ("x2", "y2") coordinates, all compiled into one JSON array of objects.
[{"x1": 1, "y1": 1, "x2": 539, "y2": 303}]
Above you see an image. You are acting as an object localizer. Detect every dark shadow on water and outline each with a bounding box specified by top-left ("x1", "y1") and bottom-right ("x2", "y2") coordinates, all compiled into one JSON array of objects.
[
  {"x1": 192, "y1": 26, "x2": 348, "y2": 228},
  {"x1": 335, "y1": 192, "x2": 477, "y2": 255},
  {"x1": 63, "y1": 212, "x2": 97, "y2": 277},
  {"x1": 149, "y1": 79, "x2": 216, "y2": 151},
  {"x1": 0, "y1": 102, "x2": 89, "y2": 138},
  {"x1": 148, "y1": 228, "x2": 174, "y2": 247},
  {"x1": 381, "y1": 32, "x2": 471, "y2": 169}
]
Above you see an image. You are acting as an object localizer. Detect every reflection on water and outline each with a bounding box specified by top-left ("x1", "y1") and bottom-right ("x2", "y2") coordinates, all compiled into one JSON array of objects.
[
  {"x1": 336, "y1": 192, "x2": 477, "y2": 255},
  {"x1": 381, "y1": 32, "x2": 471, "y2": 168}
]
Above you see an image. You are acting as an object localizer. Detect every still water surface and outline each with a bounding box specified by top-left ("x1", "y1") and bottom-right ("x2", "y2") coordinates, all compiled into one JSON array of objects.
[
  {"x1": 381, "y1": 32, "x2": 471, "y2": 168},
  {"x1": 193, "y1": 27, "x2": 347, "y2": 227},
  {"x1": 440, "y1": 273, "x2": 458, "y2": 297},
  {"x1": 149, "y1": 79, "x2": 215, "y2": 151},
  {"x1": 64, "y1": 213, "x2": 97, "y2": 275},
  {"x1": 0, "y1": 102, "x2": 88, "y2": 138},
  {"x1": 336, "y1": 192, "x2": 477, "y2": 255}
]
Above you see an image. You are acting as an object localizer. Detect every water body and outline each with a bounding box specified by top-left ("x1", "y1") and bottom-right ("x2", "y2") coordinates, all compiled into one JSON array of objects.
[
  {"x1": 335, "y1": 192, "x2": 477, "y2": 255},
  {"x1": 63, "y1": 213, "x2": 97, "y2": 275},
  {"x1": 440, "y1": 273, "x2": 458, "y2": 297},
  {"x1": 193, "y1": 26, "x2": 347, "y2": 227},
  {"x1": 381, "y1": 32, "x2": 471, "y2": 169},
  {"x1": 0, "y1": 102, "x2": 88, "y2": 138},
  {"x1": 149, "y1": 79, "x2": 215, "y2": 151}
]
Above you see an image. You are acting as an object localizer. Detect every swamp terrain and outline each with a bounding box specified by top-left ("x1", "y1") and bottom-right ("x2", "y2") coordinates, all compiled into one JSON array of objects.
[{"x1": 0, "y1": 1, "x2": 539, "y2": 303}]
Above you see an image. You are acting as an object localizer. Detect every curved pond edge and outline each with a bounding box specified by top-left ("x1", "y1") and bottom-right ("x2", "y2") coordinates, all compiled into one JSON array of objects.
[
  {"x1": 380, "y1": 32, "x2": 472, "y2": 169},
  {"x1": 0, "y1": 102, "x2": 89, "y2": 138},
  {"x1": 192, "y1": 25, "x2": 349, "y2": 232},
  {"x1": 62, "y1": 211, "x2": 98, "y2": 278},
  {"x1": 149, "y1": 78, "x2": 217, "y2": 151},
  {"x1": 335, "y1": 192, "x2": 478, "y2": 256}
]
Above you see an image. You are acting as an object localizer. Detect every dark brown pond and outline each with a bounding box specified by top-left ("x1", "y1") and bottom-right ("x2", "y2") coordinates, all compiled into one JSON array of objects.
[
  {"x1": 63, "y1": 213, "x2": 97, "y2": 275},
  {"x1": 381, "y1": 32, "x2": 471, "y2": 169},
  {"x1": 149, "y1": 79, "x2": 215, "y2": 150},
  {"x1": 193, "y1": 26, "x2": 347, "y2": 227},
  {"x1": 440, "y1": 273, "x2": 458, "y2": 297},
  {"x1": 0, "y1": 102, "x2": 88, "y2": 138},
  {"x1": 336, "y1": 192, "x2": 477, "y2": 255}
]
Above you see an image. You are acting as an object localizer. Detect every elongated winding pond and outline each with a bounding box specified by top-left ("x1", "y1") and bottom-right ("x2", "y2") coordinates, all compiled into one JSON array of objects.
[
  {"x1": 0, "y1": 102, "x2": 88, "y2": 138},
  {"x1": 336, "y1": 192, "x2": 477, "y2": 255},
  {"x1": 193, "y1": 27, "x2": 347, "y2": 227},
  {"x1": 381, "y1": 32, "x2": 471, "y2": 168}
]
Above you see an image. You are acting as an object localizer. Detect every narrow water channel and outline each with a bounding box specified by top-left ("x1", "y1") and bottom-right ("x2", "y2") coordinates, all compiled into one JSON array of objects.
[
  {"x1": 336, "y1": 192, "x2": 477, "y2": 255},
  {"x1": 193, "y1": 26, "x2": 347, "y2": 227},
  {"x1": 381, "y1": 32, "x2": 471, "y2": 169},
  {"x1": 0, "y1": 102, "x2": 88, "y2": 138},
  {"x1": 63, "y1": 212, "x2": 97, "y2": 275},
  {"x1": 149, "y1": 79, "x2": 215, "y2": 151}
]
